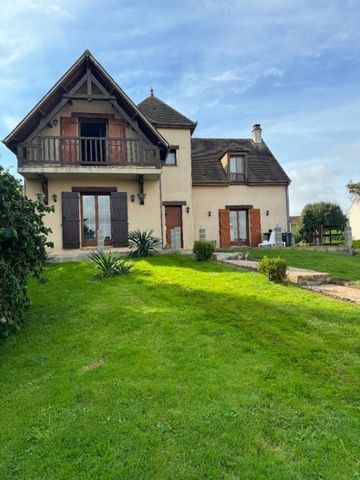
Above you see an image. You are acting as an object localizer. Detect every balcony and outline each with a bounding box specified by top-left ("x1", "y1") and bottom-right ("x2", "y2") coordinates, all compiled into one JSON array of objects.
[
  {"x1": 17, "y1": 136, "x2": 160, "y2": 168},
  {"x1": 229, "y1": 172, "x2": 246, "y2": 183}
]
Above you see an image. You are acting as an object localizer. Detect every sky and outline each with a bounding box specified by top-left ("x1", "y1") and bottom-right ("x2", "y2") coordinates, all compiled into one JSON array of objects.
[{"x1": 1, "y1": 0, "x2": 359, "y2": 215}]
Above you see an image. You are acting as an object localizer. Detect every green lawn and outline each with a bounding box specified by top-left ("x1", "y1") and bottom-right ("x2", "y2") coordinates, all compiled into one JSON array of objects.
[
  {"x1": 246, "y1": 248, "x2": 360, "y2": 282},
  {"x1": 0, "y1": 255, "x2": 359, "y2": 479}
]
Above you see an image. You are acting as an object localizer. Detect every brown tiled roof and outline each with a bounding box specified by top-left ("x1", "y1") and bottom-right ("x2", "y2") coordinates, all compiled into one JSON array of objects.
[
  {"x1": 138, "y1": 95, "x2": 197, "y2": 132},
  {"x1": 191, "y1": 138, "x2": 290, "y2": 185}
]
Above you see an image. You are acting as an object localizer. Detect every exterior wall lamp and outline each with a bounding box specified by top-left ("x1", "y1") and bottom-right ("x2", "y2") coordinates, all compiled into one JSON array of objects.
[
  {"x1": 266, "y1": 210, "x2": 269, "y2": 216},
  {"x1": 130, "y1": 194, "x2": 135, "y2": 202},
  {"x1": 186, "y1": 206, "x2": 190, "y2": 213},
  {"x1": 137, "y1": 192, "x2": 146, "y2": 205},
  {"x1": 208, "y1": 211, "x2": 212, "y2": 217},
  {"x1": 36, "y1": 192, "x2": 46, "y2": 203},
  {"x1": 52, "y1": 193, "x2": 58, "y2": 203}
]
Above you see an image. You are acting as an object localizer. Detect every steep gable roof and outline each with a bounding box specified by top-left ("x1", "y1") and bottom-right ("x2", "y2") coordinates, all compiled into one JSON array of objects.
[
  {"x1": 137, "y1": 94, "x2": 197, "y2": 132},
  {"x1": 191, "y1": 138, "x2": 290, "y2": 185},
  {"x1": 3, "y1": 50, "x2": 169, "y2": 156}
]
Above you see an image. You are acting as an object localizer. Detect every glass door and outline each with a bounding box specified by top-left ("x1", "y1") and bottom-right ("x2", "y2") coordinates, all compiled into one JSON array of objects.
[
  {"x1": 81, "y1": 194, "x2": 111, "y2": 247},
  {"x1": 229, "y1": 209, "x2": 248, "y2": 245}
]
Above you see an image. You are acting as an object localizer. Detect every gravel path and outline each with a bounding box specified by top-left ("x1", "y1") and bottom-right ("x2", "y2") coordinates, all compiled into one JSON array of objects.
[{"x1": 304, "y1": 284, "x2": 360, "y2": 304}]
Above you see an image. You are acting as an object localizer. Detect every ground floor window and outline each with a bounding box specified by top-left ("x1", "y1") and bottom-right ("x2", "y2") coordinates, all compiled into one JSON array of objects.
[
  {"x1": 229, "y1": 209, "x2": 248, "y2": 245},
  {"x1": 81, "y1": 194, "x2": 111, "y2": 247}
]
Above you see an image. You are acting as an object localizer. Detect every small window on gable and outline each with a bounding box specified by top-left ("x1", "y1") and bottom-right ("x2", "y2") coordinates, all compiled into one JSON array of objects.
[
  {"x1": 229, "y1": 155, "x2": 245, "y2": 182},
  {"x1": 165, "y1": 149, "x2": 177, "y2": 165}
]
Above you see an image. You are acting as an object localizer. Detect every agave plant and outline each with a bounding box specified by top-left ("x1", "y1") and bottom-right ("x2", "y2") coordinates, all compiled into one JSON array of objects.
[
  {"x1": 89, "y1": 250, "x2": 133, "y2": 279},
  {"x1": 128, "y1": 229, "x2": 160, "y2": 257}
]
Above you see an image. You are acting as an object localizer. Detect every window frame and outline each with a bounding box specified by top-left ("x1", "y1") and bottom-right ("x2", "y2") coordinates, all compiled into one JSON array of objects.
[
  {"x1": 164, "y1": 147, "x2": 178, "y2": 166},
  {"x1": 227, "y1": 153, "x2": 247, "y2": 183},
  {"x1": 80, "y1": 192, "x2": 112, "y2": 247}
]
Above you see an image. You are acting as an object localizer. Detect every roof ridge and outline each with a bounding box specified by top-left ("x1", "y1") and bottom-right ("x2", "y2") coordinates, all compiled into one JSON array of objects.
[{"x1": 192, "y1": 137, "x2": 251, "y2": 141}]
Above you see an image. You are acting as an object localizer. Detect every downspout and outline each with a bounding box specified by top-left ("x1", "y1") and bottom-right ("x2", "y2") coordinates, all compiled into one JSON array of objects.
[
  {"x1": 159, "y1": 169, "x2": 164, "y2": 248},
  {"x1": 286, "y1": 185, "x2": 290, "y2": 231}
]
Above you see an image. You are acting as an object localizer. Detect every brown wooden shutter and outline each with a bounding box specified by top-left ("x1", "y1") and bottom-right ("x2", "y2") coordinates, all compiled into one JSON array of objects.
[
  {"x1": 249, "y1": 208, "x2": 262, "y2": 247},
  {"x1": 62, "y1": 192, "x2": 80, "y2": 249},
  {"x1": 111, "y1": 192, "x2": 128, "y2": 247},
  {"x1": 108, "y1": 118, "x2": 127, "y2": 164},
  {"x1": 60, "y1": 117, "x2": 78, "y2": 163},
  {"x1": 219, "y1": 209, "x2": 231, "y2": 248}
]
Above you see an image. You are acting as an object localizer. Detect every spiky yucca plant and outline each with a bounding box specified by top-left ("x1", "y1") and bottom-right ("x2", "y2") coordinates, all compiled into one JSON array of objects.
[
  {"x1": 128, "y1": 229, "x2": 160, "y2": 257},
  {"x1": 89, "y1": 250, "x2": 133, "y2": 279}
]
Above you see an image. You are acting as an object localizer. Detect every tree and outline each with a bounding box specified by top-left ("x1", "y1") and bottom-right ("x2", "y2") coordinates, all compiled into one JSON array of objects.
[
  {"x1": 347, "y1": 181, "x2": 360, "y2": 198},
  {"x1": 299, "y1": 202, "x2": 347, "y2": 242},
  {"x1": 0, "y1": 168, "x2": 53, "y2": 337}
]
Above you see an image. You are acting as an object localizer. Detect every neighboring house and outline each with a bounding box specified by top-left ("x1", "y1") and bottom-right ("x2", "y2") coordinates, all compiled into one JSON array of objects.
[
  {"x1": 3, "y1": 51, "x2": 290, "y2": 256},
  {"x1": 348, "y1": 199, "x2": 360, "y2": 239},
  {"x1": 289, "y1": 215, "x2": 301, "y2": 232}
]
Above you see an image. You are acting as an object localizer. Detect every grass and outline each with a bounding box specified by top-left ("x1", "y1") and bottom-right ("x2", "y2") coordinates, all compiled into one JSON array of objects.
[
  {"x1": 239, "y1": 248, "x2": 359, "y2": 283},
  {"x1": 0, "y1": 255, "x2": 359, "y2": 479}
]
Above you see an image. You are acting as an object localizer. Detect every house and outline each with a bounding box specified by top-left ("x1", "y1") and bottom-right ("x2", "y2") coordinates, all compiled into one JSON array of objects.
[
  {"x1": 3, "y1": 51, "x2": 290, "y2": 257},
  {"x1": 348, "y1": 199, "x2": 360, "y2": 240},
  {"x1": 289, "y1": 215, "x2": 300, "y2": 232}
]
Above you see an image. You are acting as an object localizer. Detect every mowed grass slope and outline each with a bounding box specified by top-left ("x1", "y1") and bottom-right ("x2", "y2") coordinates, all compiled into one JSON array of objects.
[
  {"x1": 247, "y1": 248, "x2": 360, "y2": 282},
  {"x1": 0, "y1": 255, "x2": 359, "y2": 480}
]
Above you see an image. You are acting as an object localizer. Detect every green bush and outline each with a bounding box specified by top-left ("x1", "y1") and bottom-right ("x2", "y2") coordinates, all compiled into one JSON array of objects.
[
  {"x1": 0, "y1": 168, "x2": 53, "y2": 337},
  {"x1": 352, "y1": 239, "x2": 360, "y2": 249},
  {"x1": 128, "y1": 229, "x2": 160, "y2": 257},
  {"x1": 89, "y1": 250, "x2": 133, "y2": 279},
  {"x1": 193, "y1": 240, "x2": 215, "y2": 261},
  {"x1": 258, "y1": 256, "x2": 287, "y2": 283}
]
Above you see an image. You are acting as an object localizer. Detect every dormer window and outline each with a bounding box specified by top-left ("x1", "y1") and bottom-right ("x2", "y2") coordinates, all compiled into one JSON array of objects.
[
  {"x1": 165, "y1": 148, "x2": 177, "y2": 165},
  {"x1": 229, "y1": 155, "x2": 245, "y2": 182}
]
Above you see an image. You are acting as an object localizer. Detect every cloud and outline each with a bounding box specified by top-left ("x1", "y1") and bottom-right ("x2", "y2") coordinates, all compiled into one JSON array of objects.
[{"x1": 0, "y1": 115, "x2": 20, "y2": 130}]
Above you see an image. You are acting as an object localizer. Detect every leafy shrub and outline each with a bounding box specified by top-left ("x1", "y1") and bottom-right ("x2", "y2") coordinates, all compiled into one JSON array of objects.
[
  {"x1": 352, "y1": 239, "x2": 360, "y2": 249},
  {"x1": 0, "y1": 168, "x2": 53, "y2": 337},
  {"x1": 193, "y1": 240, "x2": 215, "y2": 261},
  {"x1": 128, "y1": 229, "x2": 160, "y2": 257},
  {"x1": 89, "y1": 250, "x2": 133, "y2": 279},
  {"x1": 258, "y1": 256, "x2": 287, "y2": 283}
]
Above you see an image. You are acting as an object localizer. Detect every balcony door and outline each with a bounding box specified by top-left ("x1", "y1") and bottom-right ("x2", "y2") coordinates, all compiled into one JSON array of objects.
[
  {"x1": 80, "y1": 119, "x2": 107, "y2": 164},
  {"x1": 81, "y1": 194, "x2": 112, "y2": 247},
  {"x1": 229, "y1": 209, "x2": 248, "y2": 245}
]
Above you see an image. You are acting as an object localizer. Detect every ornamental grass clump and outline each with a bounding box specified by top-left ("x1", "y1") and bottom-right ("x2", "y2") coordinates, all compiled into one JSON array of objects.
[
  {"x1": 258, "y1": 256, "x2": 287, "y2": 283},
  {"x1": 193, "y1": 240, "x2": 215, "y2": 261},
  {"x1": 128, "y1": 229, "x2": 160, "y2": 257},
  {"x1": 89, "y1": 250, "x2": 133, "y2": 279}
]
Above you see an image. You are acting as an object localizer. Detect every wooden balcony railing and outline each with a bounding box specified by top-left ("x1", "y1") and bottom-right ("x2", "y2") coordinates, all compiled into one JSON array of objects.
[{"x1": 18, "y1": 136, "x2": 160, "y2": 167}]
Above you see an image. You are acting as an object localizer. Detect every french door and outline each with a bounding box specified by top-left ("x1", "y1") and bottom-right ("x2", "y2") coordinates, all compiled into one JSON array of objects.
[
  {"x1": 81, "y1": 194, "x2": 112, "y2": 247},
  {"x1": 229, "y1": 209, "x2": 249, "y2": 245}
]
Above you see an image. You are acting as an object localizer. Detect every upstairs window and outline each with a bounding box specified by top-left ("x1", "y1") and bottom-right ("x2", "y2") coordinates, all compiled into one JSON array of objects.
[
  {"x1": 229, "y1": 155, "x2": 245, "y2": 182},
  {"x1": 165, "y1": 149, "x2": 177, "y2": 165}
]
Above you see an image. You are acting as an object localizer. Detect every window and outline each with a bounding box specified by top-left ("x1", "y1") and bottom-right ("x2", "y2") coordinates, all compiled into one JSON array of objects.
[
  {"x1": 165, "y1": 149, "x2": 177, "y2": 165},
  {"x1": 81, "y1": 194, "x2": 111, "y2": 247},
  {"x1": 229, "y1": 209, "x2": 248, "y2": 244},
  {"x1": 229, "y1": 155, "x2": 245, "y2": 182}
]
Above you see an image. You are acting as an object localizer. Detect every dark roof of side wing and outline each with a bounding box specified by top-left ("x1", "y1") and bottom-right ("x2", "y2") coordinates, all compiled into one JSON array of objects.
[{"x1": 191, "y1": 138, "x2": 290, "y2": 185}]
